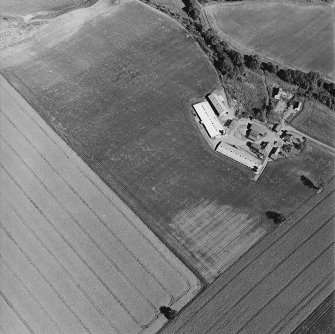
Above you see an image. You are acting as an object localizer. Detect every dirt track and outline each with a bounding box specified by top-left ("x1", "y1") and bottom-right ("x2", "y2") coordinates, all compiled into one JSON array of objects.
[
  {"x1": 0, "y1": 74, "x2": 200, "y2": 334},
  {"x1": 160, "y1": 180, "x2": 335, "y2": 334}
]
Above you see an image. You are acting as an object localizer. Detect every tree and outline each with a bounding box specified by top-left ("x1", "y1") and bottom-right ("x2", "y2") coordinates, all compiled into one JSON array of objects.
[
  {"x1": 215, "y1": 54, "x2": 235, "y2": 78},
  {"x1": 266, "y1": 211, "x2": 286, "y2": 224},
  {"x1": 300, "y1": 175, "x2": 318, "y2": 189},
  {"x1": 261, "y1": 61, "x2": 278, "y2": 74},
  {"x1": 160, "y1": 306, "x2": 177, "y2": 320},
  {"x1": 244, "y1": 54, "x2": 260, "y2": 70}
]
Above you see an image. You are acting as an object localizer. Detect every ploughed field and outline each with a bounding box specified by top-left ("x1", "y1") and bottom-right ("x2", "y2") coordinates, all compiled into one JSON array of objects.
[
  {"x1": 290, "y1": 101, "x2": 335, "y2": 148},
  {"x1": 0, "y1": 0, "x2": 334, "y2": 281},
  {"x1": 205, "y1": 2, "x2": 334, "y2": 80},
  {"x1": 292, "y1": 292, "x2": 334, "y2": 334}
]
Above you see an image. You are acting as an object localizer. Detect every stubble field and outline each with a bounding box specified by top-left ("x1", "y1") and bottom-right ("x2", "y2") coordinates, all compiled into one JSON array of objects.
[
  {"x1": 0, "y1": 0, "x2": 334, "y2": 281},
  {"x1": 205, "y1": 2, "x2": 334, "y2": 80}
]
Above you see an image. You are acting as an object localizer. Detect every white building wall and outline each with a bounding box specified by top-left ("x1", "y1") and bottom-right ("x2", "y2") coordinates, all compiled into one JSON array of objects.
[
  {"x1": 216, "y1": 143, "x2": 262, "y2": 170},
  {"x1": 193, "y1": 102, "x2": 225, "y2": 138}
]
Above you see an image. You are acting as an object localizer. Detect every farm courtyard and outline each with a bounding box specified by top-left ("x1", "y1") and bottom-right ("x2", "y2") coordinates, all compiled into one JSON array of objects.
[
  {"x1": 0, "y1": 0, "x2": 334, "y2": 282},
  {"x1": 205, "y1": 1, "x2": 334, "y2": 80}
]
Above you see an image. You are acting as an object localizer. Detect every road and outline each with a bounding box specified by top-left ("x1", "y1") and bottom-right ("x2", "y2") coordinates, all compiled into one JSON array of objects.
[
  {"x1": 160, "y1": 178, "x2": 335, "y2": 334},
  {"x1": 0, "y1": 74, "x2": 200, "y2": 334}
]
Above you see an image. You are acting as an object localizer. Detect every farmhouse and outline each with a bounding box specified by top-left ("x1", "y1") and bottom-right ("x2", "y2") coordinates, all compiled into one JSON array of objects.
[
  {"x1": 193, "y1": 101, "x2": 225, "y2": 138},
  {"x1": 273, "y1": 87, "x2": 293, "y2": 100},
  {"x1": 216, "y1": 142, "x2": 263, "y2": 171},
  {"x1": 207, "y1": 93, "x2": 231, "y2": 118}
]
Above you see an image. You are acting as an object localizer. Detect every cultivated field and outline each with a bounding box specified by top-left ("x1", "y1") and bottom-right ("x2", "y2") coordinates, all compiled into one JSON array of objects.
[
  {"x1": 0, "y1": 74, "x2": 200, "y2": 334},
  {"x1": 0, "y1": 0, "x2": 97, "y2": 17},
  {"x1": 292, "y1": 292, "x2": 334, "y2": 334},
  {"x1": 160, "y1": 180, "x2": 335, "y2": 334},
  {"x1": 0, "y1": 0, "x2": 334, "y2": 281},
  {"x1": 290, "y1": 100, "x2": 335, "y2": 148},
  {"x1": 205, "y1": 2, "x2": 335, "y2": 80}
]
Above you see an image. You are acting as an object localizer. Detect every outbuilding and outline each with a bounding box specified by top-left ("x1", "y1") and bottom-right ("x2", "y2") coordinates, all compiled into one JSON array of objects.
[
  {"x1": 207, "y1": 93, "x2": 229, "y2": 117},
  {"x1": 216, "y1": 142, "x2": 262, "y2": 171},
  {"x1": 193, "y1": 102, "x2": 225, "y2": 138},
  {"x1": 293, "y1": 101, "x2": 303, "y2": 112}
]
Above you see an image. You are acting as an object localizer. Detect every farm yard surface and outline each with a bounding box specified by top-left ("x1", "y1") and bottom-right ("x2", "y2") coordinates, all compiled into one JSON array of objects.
[
  {"x1": 290, "y1": 100, "x2": 335, "y2": 148},
  {"x1": 0, "y1": 0, "x2": 334, "y2": 282},
  {"x1": 0, "y1": 74, "x2": 201, "y2": 334},
  {"x1": 160, "y1": 179, "x2": 335, "y2": 334},
  {"x1": 205, "y1": 2, "x2": 335, "y2": 80}
]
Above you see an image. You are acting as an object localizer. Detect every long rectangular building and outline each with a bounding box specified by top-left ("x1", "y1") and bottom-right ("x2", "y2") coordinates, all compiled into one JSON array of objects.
[
  {"x1": 193, "y1": 102, "x2": 225, "y2": 138},
  {"x1": 216, "y1": 142, "x2": 262, "y2": 171}
]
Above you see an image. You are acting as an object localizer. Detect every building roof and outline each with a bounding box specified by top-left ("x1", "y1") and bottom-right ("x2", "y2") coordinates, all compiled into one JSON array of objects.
[
  {"x1": 216, "y1": 142, "x2": 262, "y2": 170},
  {"x1": 250, "y1": 123, "x2": 267, "y2": 136},
  {"x1": 207, "y1": 93, "x2": 229, "y2": 116},
  {"x1": 248, "y1": 130, "x2": 260, "y2": 141},
  {"x1": 193, "y1": 102, "x2": 225, "y2": 138},
  {"x1": 293, "y1": 101, "x2": 302, "y2": 111}
]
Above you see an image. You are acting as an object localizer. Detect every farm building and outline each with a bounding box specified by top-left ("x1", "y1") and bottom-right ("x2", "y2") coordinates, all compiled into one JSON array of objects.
[
  {"x1": 193, "y1": 101, "x2": 225, "y2": 138},
  {"x1": 273, "y1": 87, "x2": 293, "y2": 100},
  {"x1": 207, "y1": 93, "x2": 232, "y2": 118},
  {"x1": 248, "y1": 130, "x2": 261, "y2": 141},
  {"x1": 293, "y1": 101, "x2": 303, "y2": 112},
  {"x1": 247, "y1": 123, "x2": 267, "y2": 141},
  {"x1": 272, "y1": 123, "x2": 282, "y2": 133},
  {"x1": 250, "y1": 123, "x2": 267, "y2": 136},
  {"x1": 216, "y1": 142, "x2": 262, "y2": 171}
]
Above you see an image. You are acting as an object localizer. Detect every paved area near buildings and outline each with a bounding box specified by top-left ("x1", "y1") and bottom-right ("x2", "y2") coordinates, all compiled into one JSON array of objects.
[
  {"x1": 160, "y1": 179, "x2": 335, "y2": 334},
  {"x1": 0, "y1": 74, "x2": 200, "y2": 334}
]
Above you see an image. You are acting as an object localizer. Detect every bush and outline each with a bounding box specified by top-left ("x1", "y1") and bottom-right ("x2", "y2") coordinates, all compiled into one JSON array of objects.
[
  {"x1": 266, "y1": 211, "x2": 286, "y2": 224},
  {"x1": 160, "y1": 306, "x2": 177, "y2": 320}
]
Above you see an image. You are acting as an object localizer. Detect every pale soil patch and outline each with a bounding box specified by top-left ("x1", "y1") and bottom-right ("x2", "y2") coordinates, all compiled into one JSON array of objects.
[{"x1": 0, "y1": 0, "x2": 99, "y2": 17}]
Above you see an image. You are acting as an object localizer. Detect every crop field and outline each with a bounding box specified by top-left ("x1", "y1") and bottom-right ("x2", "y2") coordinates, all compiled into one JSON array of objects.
[
  {"x1": 205, "y1": 2, "x2": 334, "y2": 80},
  {"x1": 160, "y1": 180, "x2": 335, "y2": 334},
  {"x1": 290, "y1": 100, "x2": 335, "y2": 148},
  {"x1": 292, "y1": 292, "x2": 334, "y2": 334},
  {"x1": 0, "y1": 74, "x2": 200, "y2": 334},
  {"x1": 0, "y1": 0, "x2": 334, "y2": 282},
  {"x1": 0, "y1": 0, "x2": 97, "y2": 17}
]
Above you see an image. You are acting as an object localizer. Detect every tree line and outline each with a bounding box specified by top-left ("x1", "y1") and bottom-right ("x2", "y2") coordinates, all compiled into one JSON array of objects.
[
  {"x1": 141, "y1": 0, "x2": 334, "y2": 109},
  {"x1": 181, "y1": 0, "x2": 334, "y2": 109}
]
